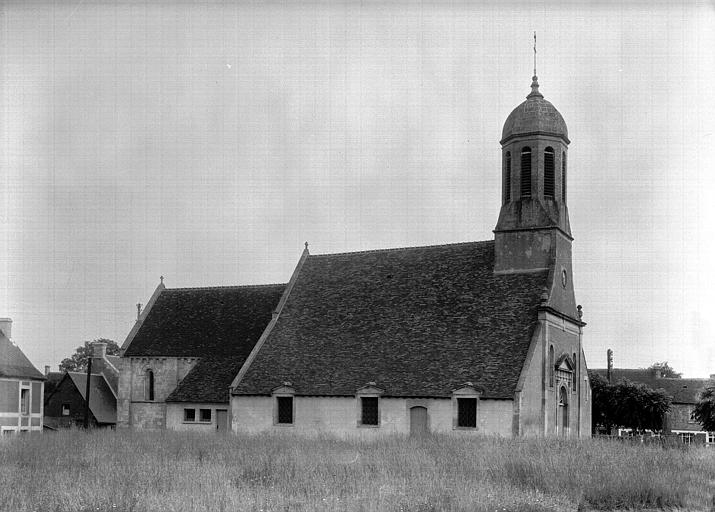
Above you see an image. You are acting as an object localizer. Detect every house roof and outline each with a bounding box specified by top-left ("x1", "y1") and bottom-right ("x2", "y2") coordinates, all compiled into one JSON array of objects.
[
  {"x1": 591, "y1": 368, "x2": 712, "y2": 404},
  {"x1": 0, "y1": 331, "x2": 45, "y2": 380},
  {"x1": 233, "y1": 240, "x2": 550, "y2": 399},
  {"x1": 123, "y1": 284, "x2": 286, "y2": 357},
  {"x1": 67, "y1": 372, "x2": 117, "y2": 423}
]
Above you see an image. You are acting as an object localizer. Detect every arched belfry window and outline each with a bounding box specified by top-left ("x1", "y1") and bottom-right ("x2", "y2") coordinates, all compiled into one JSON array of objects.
[
  {"x1": 544, "y1": 147, "x2": 555, "y2": 198},
  {"x1": 520, "y1": 147, "x2": 532, "y2": 198},
  {"x1": 145, "y1": 369, "x2": 155, "y2": 401},
  {"x1": 504, "y1": 152, "x2": 512, "y2": 203},
  {"x1": 561, "y1": 151, "x2": 567, "y2": 202},
  {"x1": 548, "y1": 345, "x2": 554, "y2": 388}
]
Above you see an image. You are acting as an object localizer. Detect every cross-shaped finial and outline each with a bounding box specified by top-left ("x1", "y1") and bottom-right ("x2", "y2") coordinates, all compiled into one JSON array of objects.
[
  {"x1": 304, "y1": 241, "x2": 309, "y2": 250},
  {"x1": 160, "y1": 275, "x2": 164, "y2": 285},
  {"x1": 533, "y1": 31, "x2": 537, "y2": 77}
]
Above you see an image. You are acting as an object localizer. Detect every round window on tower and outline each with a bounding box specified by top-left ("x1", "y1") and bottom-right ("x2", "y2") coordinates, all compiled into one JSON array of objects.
[{"x1": 561, "y1": 269, "x2": 568, "y2": 288}]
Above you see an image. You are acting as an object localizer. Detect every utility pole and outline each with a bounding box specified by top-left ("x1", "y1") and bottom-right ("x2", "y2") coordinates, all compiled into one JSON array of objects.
[{"x1": 83, "y1": 356, "x2": 92, "y2": 428}]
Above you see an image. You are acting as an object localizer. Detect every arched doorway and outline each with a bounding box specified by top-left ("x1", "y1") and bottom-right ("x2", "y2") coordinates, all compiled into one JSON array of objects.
[
  {"x1": 558, "y1": 386, "x2": 569, "y2": 436},
  {"x1": 409, "y1": 406, "x2": 428, "y2": 436}
]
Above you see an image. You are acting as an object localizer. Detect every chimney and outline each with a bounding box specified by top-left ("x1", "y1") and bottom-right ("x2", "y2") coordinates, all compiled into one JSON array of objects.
[
  {"x1": 45, "y1": 365, "x2": 50, "y2": 376},
  {"x1": 0, "y1": 318, "x2": 12, "y2": 339},
  {"x1": 92, "y1": 341, "x2": 107, "y2": 359},
  {"x1": 606, "y1": 348, "x2": 613, "y2": 384}
]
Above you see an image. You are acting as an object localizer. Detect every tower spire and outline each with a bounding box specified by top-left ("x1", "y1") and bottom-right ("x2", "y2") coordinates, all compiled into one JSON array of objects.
[{"x1": 528, "y1": 31, "x2": 542, "y2": 99}]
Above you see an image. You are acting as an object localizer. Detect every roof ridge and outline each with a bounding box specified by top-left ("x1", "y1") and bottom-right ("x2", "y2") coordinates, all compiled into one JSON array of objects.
[
  {"x1": 311, "y1": 239, "x2": 492, "y2": 258},
  {"x1": 166, "y1": 283, "x2": 286, "y2": 291}
]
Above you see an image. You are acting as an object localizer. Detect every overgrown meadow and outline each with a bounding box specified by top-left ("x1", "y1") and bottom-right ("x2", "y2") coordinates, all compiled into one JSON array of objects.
[{"x1": 1, "y1": 430, "x2": 713, "y2": 512}]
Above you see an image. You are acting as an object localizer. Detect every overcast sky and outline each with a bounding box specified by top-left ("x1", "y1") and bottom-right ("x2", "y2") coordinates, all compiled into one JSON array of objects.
[{"x1": 2, "y1": 1, "x2": 714, "y2": 377}]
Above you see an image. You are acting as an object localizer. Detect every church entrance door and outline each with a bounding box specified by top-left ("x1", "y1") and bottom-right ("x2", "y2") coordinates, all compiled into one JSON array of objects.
[{"x1": 409, "y1": 406, "x2": 428, "y2": 436}]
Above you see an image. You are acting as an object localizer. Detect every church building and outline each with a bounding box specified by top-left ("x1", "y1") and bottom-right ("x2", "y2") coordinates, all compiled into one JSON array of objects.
[{"x1": 120, "y1": 72, "x2": 591, "y2": 437}]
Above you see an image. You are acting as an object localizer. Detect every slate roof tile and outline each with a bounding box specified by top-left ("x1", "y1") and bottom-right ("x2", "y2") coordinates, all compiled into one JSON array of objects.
[
  {"x1": 125, "y1": 284, "x2": 285, "y2": 402},
  {"x1": 234, "y1": 241, "x2": 549, "y2": 399}
]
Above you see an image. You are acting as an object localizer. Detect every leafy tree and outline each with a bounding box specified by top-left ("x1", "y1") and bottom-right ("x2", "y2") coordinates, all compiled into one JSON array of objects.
[
  {"x1": 59, "y1": 339, "x2": 120, "y2": 372},
  {"x1": 589, "y1": 372, "x2": 672, "y2": 434},
  {"x1": 645, "y1": 361, "x2": 682, "y2": 378},
  {"x1": 692, "y1": 386, "x2": 715, "y2": 431}
]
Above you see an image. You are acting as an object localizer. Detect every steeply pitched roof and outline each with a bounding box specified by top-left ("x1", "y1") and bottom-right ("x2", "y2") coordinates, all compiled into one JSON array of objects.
[
  {"x1": 166, "y1": 356, "x2": 245, "y2": 403},
  {"x1": 123, "y1": 284, "x2": 286, "y2": 357},
  {"x1": 0, "y1": 331, "x2": 44, "y2": 380},
  {"x1": 234, "y1": 241, "x2": 549, "y2": 399},
  {"x1": 591, "y1": 368, "x2": 711, "y2": 404},
  {"x1": 67, "y1": 372, "x2": 117, "y2": 424}
]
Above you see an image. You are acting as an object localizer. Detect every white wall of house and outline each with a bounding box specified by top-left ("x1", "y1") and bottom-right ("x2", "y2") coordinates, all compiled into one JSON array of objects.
[
  {"x1": 231, "y1": 395, "x2": 513, "y2": 436},
  {"x1": 166, "y1": 403, "x2": 229, "y2": 432},
  {"x1": 0, "y1": 377, "x2": 43, "y2": 434}
]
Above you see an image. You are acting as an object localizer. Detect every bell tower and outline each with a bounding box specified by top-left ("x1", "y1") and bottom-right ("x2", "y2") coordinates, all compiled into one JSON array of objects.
[{"x1": 493, "y1": 71, "x2": 577, "y2": 318}]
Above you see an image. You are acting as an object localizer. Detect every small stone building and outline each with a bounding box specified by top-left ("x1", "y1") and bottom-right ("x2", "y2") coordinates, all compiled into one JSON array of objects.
[
  {"x1": 117, "y1": 284, "x2": 284, "y2": 430},
  {"x1": 44, "y1": 342, "x2": 120, "y2": 429},
  {"x1": 0, "y1": 319, "x2": 45, "y2": 434}
]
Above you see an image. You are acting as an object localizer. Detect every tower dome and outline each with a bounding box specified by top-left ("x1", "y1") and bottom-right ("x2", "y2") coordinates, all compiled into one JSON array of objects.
[{"x1": 501, "y1": 76, "x2": 568, "y2": 144}]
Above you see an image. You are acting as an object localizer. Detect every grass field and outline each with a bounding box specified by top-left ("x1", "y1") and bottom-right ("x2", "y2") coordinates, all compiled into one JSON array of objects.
[{"x1": 0, "y1": 430, "x2": 713, "y2": 512}]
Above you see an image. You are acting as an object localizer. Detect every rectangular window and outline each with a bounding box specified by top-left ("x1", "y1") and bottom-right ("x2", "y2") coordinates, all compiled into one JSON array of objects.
[
  {"x1": 183, "y1": 408, "x2": 196, "y2": 422},
  {"x1": 277, "y1": 396, "x2": 293, "y2": 424},
  {"x1": 679, "y1": 433, "x2": 693, "y2": 445},
  {"x1": 61, "y1": 404, "x2": 70, "y2": 416},
  {"x1": 360, "y1": 397, "x2": 379, "y2": 426},
  {"x1": 457, "y1": 398, "x2": 477, "y2": 428},
  {"x1": 20, "y1": 389, "x2": 29, "y2": 415},
  {"x1": 199, "y1": 409, "x2": 212, "y2": 422}
]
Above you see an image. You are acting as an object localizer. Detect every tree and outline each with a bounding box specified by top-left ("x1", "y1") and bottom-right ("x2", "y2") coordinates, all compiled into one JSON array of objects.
[
  {"x1": 645, "y1": 361, "x2": 682, "y2": 378},
  {"x1": 59, "y1": 339, "x2": 120, "y2": 372},
  {"x1": 692, "y1": 386, "x2": 715, "y2": 431},
  {"x1": 589, "y1": 371, "x2": 672, "y2": 434}
]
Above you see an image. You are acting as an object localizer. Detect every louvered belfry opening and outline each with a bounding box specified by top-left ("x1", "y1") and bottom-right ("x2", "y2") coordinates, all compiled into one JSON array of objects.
[
  {"x1": 520, "y1": 147, "x2": 531, "y2": 198},
  {"x1": 544, "y1": 147, "x2": 555, "y2": 198},
  {"x1": 561, "y1": 151, "x2": 567, "y2": 202},
  {"x1": 504, "y1": 151, "x2": 512, "y2": 202}
]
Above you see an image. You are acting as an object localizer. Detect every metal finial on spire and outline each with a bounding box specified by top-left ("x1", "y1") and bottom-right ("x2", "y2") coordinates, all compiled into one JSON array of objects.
[
  {"x1": 533, "y1": 31, "x2": 537, "y2": 77},
  {"x1": 304, "y1": 241, "x2": 309, "y2": 250},
  {"x1": 527, "y1": 31, "x2": 543, "y2": 99},
  {"x1": 160, "y1": 275, "x2": 164, "y2": 285}
]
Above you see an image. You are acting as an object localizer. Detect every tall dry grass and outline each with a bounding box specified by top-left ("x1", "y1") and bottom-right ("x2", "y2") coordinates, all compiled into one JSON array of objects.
[{"x1": 0, "y1": 429, "x2": 713, "y2": 512}]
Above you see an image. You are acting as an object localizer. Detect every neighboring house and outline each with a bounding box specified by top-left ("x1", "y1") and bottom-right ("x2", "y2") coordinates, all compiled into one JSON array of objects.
[
  {"x1": 121, "y1": 72, "x2": 592, "y2": 437},
  {"x1": 44, "y1": 342, "x2": 120, "y2": 428},
  {"x1": 0, "y1": 318, "x2": 45, "y2": 434},
  {"x1": 592, "y1": 368, "x2": 715, "y2": 446},
  {"x1": 117, "y1": 284, "x2": 285, "y2": 430}
]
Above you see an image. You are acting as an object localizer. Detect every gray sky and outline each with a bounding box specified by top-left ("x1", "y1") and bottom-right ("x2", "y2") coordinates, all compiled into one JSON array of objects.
[{"x1": 2, "y1": 1, "x2": 714, "y2": 377}]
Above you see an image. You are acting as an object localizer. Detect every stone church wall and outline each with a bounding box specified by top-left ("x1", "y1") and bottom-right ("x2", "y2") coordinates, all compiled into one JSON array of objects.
[
  {"x1": 117, "y1": 356, "x2": 198, "y2": 429},
  {"x1": 231, "y1": 396, "x2": 512, "y2": 436}
]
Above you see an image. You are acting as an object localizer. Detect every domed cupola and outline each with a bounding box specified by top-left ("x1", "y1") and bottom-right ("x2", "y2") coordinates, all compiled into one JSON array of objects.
[{"x1": 501, "y1": 76, "x2": 569, "y2": 145}]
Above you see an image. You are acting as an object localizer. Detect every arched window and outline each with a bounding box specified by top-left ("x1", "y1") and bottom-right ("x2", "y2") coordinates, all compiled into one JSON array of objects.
[
  {"x1": 145, "y1": 369, "x2": 155, "y2": 401},
  {"x1": 520, "y1": 147, "x2": 532, "y2": 198},
  {"x1": 548, "y1": 345, "x2": 554, "y2": 388},
  {"x1": 504, "y1": 152, "x2": 512, "y2": 203},
  {"x1": 572, "y1": 352, "x2": 577, "y2": 393},
  {"x1": 561, "y1": 151, "x2": 567, "y2": 202},
  {"x1": 544, "y1": 147, "x2": 555, "y2": 198}
]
